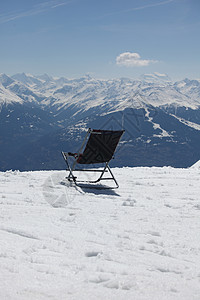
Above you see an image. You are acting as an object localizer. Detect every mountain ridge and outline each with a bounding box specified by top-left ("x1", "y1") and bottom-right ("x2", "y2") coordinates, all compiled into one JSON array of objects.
[
  {"x1": 1, "y1": 72, "x2": 200, "y2": 110},
  {"x1": 0, "y1": 72, "x2": 200, "y2": 171}
]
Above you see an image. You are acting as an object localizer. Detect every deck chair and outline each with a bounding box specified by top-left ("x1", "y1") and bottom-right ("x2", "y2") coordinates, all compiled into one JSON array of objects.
[{"x1": 62, "y1": 128, "x2": 124, "y2": 189}]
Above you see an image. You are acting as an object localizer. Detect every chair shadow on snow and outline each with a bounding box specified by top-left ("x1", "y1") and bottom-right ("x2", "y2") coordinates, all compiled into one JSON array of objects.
[
  {"x1": 77, "y1": 183, "x2": 120, "y2": 196},
  {"x1": 60, "y1": 180, "x2": 120, "y2": 197}
]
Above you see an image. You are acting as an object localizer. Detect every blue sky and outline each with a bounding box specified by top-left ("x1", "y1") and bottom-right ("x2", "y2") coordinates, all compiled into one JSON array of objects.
[{"x1": 0, "y1": 0, "x2": 199, "y2": 80}]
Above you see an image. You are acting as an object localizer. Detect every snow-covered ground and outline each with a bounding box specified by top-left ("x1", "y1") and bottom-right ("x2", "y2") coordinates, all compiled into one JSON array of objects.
[{"x1": 0, "y1": 165, "x2": 200, "y2": 300}]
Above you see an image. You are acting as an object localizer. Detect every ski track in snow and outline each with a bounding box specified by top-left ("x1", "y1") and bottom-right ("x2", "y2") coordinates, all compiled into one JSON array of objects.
[{"x1": 0, "y1": 166, "x2": 200, "y2": 300}]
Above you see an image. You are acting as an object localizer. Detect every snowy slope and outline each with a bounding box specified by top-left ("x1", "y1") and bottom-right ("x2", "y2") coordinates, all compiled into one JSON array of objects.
[
  {"x1": 0, "y1": 83, "x2": 23, "y2": 106},
  {"x1": 0, "y1": 166, "x2": 200, "y2": 300},
  {"x1": 45, "y1": 76, "x2": 200, "y2": 112},
  {"x1": 174, "y1": 79, "x2": 200, "y2": 102},
  {"x1": 190, "y1": 160, "x2": 200, "y2": 169},
  {"x1": 0, "y1": 74, "x2": 47, "y2": 106},
  {"x1": 1, "y1": 72, "x2": 200, "y2": 116}
]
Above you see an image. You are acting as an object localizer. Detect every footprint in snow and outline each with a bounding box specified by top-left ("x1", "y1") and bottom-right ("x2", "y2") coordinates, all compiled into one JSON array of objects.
[
  {"x1": 85, "y1": 251, "x2": 102, "y2": 258},
  {"x1": 148, "y1": 231, "x2": 161, "y2": 237},
  {"x1": 122, "y1": 195, "x2": 136, "y2": 207}
]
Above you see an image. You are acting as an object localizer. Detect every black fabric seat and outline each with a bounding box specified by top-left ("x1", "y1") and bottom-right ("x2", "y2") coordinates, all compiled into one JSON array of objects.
[{"x1": 77, "y1": 130, "x2": 124, "y2": 164}]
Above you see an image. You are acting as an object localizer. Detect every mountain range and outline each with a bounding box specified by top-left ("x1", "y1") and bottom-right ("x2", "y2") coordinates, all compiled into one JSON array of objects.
[{"x1": 0, "y1": 72, "x2": 200, "y2": 171}]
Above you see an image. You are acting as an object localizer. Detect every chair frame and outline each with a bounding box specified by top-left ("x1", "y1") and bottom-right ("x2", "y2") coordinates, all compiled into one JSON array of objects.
[{"x1": 61, "y1": 128, "x2": 124, "y2": 189}]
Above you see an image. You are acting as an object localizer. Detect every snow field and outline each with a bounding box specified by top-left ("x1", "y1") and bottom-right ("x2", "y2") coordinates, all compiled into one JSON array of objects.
[{"x1": 0, "y1": 166, "x2": 200, "y2": 300}]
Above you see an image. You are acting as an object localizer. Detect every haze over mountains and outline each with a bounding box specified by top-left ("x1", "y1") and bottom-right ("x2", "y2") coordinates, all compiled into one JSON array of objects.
[{"x1": 0, "y1": 72, "x2": 200, "y2": 171}]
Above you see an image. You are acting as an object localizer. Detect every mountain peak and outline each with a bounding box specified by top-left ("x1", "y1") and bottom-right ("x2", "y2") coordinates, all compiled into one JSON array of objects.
[
  {"x1": 12, "y1": 73, "x2": 43, "y2": 87},
  {"x1": 0, "y1": 73, "x2": 14, "y2": 88},
  {"x1": 36, "y1": 74, "x2": 53, "y2": 82}
]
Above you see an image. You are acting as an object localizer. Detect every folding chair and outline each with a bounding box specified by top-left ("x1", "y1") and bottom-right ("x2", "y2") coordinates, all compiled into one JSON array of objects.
[{"x1": 62, "y1": 128, "x2": 124, "y2": 189}]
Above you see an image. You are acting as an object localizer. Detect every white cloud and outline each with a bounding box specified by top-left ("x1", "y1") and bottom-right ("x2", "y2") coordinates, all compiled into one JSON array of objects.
[{"x1": 116, "y1": 52, "x2": 158, "y2": 67}]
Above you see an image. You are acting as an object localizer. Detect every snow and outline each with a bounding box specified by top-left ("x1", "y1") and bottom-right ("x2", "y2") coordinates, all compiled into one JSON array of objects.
[
  {"x1": 190, "y1": 160, "x2": 200, "y2": 169},
  {"x1": 170, "y1": 114, "x2": 200, "y2": 131},
  {"x1": 1, "y1": 73, "x2": 199, "y2": 112},
  {"x1": 0, "y1": 166, "x2": 200, "y2": 300},
  {"x1": 0, "y1": 83, "x2": 23, "y2": 106},
  {"x1": 43, "y1": 76, "x2": 200, "y2": 111},
  {"x1": 145, "y1": 107, "x2": 171, "y2": 138}
]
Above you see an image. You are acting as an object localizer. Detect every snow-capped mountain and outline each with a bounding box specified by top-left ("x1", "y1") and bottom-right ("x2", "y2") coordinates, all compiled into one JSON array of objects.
[
  {"x1": 1, "y1": 72, "x2": 200, "y2": 111},
  {"x1": 174, "y1": 78, "x2": 200, "y2": 102},
  {"x1": 0, "y1": 72, "x2": 200, "y2": 171}
]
